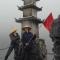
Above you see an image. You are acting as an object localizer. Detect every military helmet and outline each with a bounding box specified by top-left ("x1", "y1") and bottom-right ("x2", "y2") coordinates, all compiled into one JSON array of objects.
[
  {"x1": 22, "y1": 25, "x2": 32, "y2": 30},
  {"x1": 10, "y1": 26, "x2": 17, "y2": 33}
]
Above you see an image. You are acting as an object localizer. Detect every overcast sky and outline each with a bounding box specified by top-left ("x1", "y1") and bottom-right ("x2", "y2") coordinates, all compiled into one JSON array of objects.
[{"x1": 0, "y1": 0, "x2": 60, "y2": 60}]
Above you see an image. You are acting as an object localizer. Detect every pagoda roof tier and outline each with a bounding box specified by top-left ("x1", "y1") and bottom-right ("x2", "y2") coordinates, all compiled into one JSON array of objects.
[
  {"x1": 22, "y1": 0, "x2": 40, "y2": 1},
  {"x1": 15, "y1": 16, "x2": 42, "y2": 23},
  {"x1": 18, "y1": 3, "x2": 42, "y2": 11}
]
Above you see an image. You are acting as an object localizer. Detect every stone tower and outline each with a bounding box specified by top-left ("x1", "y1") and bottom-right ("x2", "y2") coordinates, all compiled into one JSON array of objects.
[{"x1": 15, "y1": 0, "x2": 42, "y2": 38}]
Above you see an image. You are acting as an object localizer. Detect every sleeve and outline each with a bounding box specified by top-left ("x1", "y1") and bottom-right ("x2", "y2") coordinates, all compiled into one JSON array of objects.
[
  {"x1": 4, "y1": 42, "x2": 14, "y2": 60},
  {"x1": 9, "y1": 33, "x2": 15, "y2": 40},
  {"x1": 50, "y1": 22, "x2": 54, "y2": 38},
  {"x1": 16, "y1": 33, "x2": 20, "y2": 40},
  {"x1": 9, "y1": 33, "x2": 20, "y2": 41}
]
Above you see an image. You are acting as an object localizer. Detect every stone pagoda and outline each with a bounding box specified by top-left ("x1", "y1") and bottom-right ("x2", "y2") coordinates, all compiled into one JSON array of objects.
[{"x1": 15, "y1": 0, "x2": 42, "y2": 38}]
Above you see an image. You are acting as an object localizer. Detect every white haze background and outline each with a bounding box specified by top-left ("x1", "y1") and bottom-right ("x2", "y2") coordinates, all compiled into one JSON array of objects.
[{"x1": 0, "y1": 0, "x2": 60, "y2": 60}]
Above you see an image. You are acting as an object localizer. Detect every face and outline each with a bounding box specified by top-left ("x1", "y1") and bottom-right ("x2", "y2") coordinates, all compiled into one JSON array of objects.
[{"x1": 24, "y1": 28, "x2": 29, "y2": 32}]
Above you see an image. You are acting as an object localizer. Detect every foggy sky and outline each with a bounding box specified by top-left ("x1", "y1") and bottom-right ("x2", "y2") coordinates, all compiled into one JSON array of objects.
[{"x1": 0, "y1": 0, "x2": 60, "y2": 60}]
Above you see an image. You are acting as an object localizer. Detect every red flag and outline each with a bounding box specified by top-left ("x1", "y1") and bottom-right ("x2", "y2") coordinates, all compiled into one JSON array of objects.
[{"x1": 43, "y1": 13, "x2": 53, "y2": 31}]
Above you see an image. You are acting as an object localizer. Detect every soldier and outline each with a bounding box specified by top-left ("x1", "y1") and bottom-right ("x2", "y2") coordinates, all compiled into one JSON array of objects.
[
  {"x1": 50, "y1": 15, "x2": 60, "y2": 60},
  {"x1": 21, "y1": 25, "x2": 37, "y2": 60},
  {"x1": 21, "y1": 25, "x2": 34, "y2": 48},
  {"x1": 4, "y1": 27, "x2": 20, "y2": 60},
  {"x1": 50, "y1": 15, "x2": 60, "y2": 41}
]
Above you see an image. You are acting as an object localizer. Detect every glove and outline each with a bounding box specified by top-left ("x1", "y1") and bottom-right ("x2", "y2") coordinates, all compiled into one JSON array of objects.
[{"x1": 25, "y1": 43, "x2": 29, "y2": 46}]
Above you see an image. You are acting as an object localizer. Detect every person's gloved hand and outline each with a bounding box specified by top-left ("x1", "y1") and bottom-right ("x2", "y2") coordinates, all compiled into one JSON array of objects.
[{"x1": 25, "y1": 43, "x2": 29, "y2": 46}]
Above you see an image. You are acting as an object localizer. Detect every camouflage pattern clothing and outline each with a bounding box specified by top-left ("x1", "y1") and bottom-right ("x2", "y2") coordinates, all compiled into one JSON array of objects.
[{"x1": 50, "y1": 18, "x2": 60, "y2": 60}]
